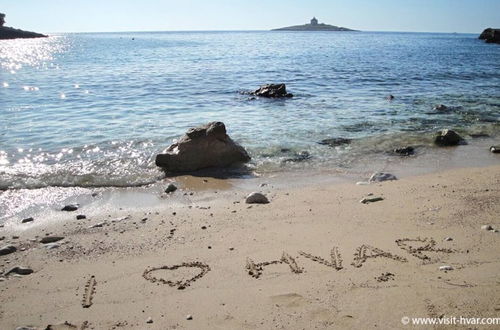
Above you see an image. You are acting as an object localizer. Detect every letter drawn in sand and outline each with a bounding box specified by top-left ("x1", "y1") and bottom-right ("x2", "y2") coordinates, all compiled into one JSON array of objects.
[
  {"x1": 246, "y1": 252, "x2": 303, "y2": 279},
  {"x1": 396, "y1": 237, "x2": 454, "y2": 262},
  {"x1": 142, "y1": 261, "x2": 210, "y2": 290},
  {"x1": 82, "y1": 276, "x2": 96, "y2": 308},
  {"x1": 298, "y1": 246, "x2": 343, "y2": 270},
  {"x1": 351, "y1": 245, "x2": 407, "y2": 268}
]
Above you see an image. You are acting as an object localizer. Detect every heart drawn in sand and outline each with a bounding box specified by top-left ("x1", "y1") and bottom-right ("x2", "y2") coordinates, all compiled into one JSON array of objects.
[{"x1": 142, "y1": 262, "x2": 211, "y2": 290}]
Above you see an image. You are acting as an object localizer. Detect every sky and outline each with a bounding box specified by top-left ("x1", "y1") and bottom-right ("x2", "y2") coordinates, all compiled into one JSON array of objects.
[{"x1": 1, "y1": 0, "x2": 499, "y2": 33}]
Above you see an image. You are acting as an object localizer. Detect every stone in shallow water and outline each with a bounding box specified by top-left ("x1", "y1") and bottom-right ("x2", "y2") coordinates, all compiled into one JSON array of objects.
[
  {"x1": 369, "y1": 172, "x2": 397, "y2": 183},
  {"x1": 434, "y1": 104, "x2": 448, "y2": 111},
  {"x1": 76, "y1": 214, "x2": 86, "y2": 220},
  {"x1": 392, "y1": 146, "x2": 414, "y2": 156},
  {"x1": 434, "y1": 129, "x2": 462, "y2": 146},
  {"x1": 318, "y1": 138, "x2": 351, "y2": 147},
  {"x1": 490, "y1": 146, "x2": 500, "y2": 153},
  {"x1": 245, "y1": 192, "x2": 269, "y2": 204},
  {"x1": 250, "y1": 83, "x2": 293, "y2": 98},
  {"x1": 155, "y1": 122, "x2": 250, "y2": 172}
]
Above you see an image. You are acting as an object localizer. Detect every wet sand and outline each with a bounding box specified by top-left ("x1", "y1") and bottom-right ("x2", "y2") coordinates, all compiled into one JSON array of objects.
[{"x1": 1, "y1": 165, "x2": 499, "y2": 329}]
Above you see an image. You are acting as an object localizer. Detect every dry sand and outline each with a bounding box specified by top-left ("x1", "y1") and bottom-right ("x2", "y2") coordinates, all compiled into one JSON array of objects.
[{"x1": 1, "y1": 165, "x2": 499, "y2": 329}]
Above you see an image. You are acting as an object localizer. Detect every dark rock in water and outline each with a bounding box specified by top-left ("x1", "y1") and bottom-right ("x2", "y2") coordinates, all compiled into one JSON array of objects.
[
  {"x1": 479, "y1": 28, "x2": 500, "y2": 44},
  {"x1": 155, "y1": 122, "x2": 250, "y2": 172},
  {"x1": 165, "y1": 183, "x2": 178, "y2": 193},
  {"x1": 392, "y1": 146, "x2": 415, "y2": 156},
  {"x1": 21, "y1": 217, "x2": 34, "y2": 223},
  {"x1": 434, "y1": 129, "x2": 463, "y2": 146},
  {"x1": 61, "y1": 204, "x2": 79, "y2": 212},
  {"x1": 318, "y1": 138, "x2": 351, "y2": 147},
  {"x1": 245, "y1": 192, "x2": 269, "y2": 204},
  {"x1": 0, "y1": 245, "x2": 17, "y2": 256},
  {"x1": 40, "y1": 236, "x2": 64, "y2": 244},
  {"x1": 0, "y1": 14, "x2": 47, "y2": 39},
  {"x1": 76, "y1": 214, "x2": 86, "y2": 220},
  {"x1": 250, "y1": 84, "x2": 293, "y2": 98},
  {"x1": 5, "y1": 266, "x2": 33, "y2": 276},
  {"x1": 434, "y1": 104, "x2": 448, "y2": 111},
  {"x1": 272, "y1": 17, "x2": 356, "y2": 32},
  {"x1": 469, "y1": 133, "x2": 490, "y2": 138},
  {"x1": 283, "y1": 151, "x2": 311, "y2": 163},
  {"x1": 490, "y1": 146, "x2": 500, "y2": 153}
]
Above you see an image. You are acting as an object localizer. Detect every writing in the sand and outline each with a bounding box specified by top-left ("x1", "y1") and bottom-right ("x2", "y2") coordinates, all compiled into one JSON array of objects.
[{"x1": 143, "y1": 237, "x2": 454, "y2": 288}]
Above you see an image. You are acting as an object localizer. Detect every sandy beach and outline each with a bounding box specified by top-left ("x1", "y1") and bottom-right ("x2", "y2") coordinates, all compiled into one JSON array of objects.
[{"x1": 1, "y1": 164, "x2": 499, "y2": 329}]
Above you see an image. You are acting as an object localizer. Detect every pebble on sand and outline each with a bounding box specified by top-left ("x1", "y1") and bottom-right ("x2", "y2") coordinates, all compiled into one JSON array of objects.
[
  {"x1": 165, "y1": 183, "x2": 178, "y2": 193},
  {"x1": 146, "y1": 317, "x2": 153, "y2": 324},
  {"x1": 481, "y1": 225, "x2": 494, "y2": 231},
  {"x1": 61, "y1": 204, "x2": 79, "y2": 211},
  {"x1": 0, "y1": 244, "x2": 17, "y2": 256},
  {"x1": 369, "y1": 172, "x2": 398, "y2": 183},
  {"x1": 40, "y1": 236, "x2": 65, "y2": 244},
  {"x1": 360, "y1": 197, "x2": 384, "y2": 204},
  {"x1": 5, "y1": 266, "x2": 33, "y2": 276},
  {"x1": 76, "y1": 214, "x2": 86, "y2": 220},
  {"x1": 489, "y1": 146, "x2": 499, "y2": 153},
  {"x1": 186, "y1": 315, "x2": 193, "y2": 320},
  {"x1": 21, "y1": 217, "x2": 34, "y2": 223},
  {"x1": 245, "y1": 192, "x2": 269, "y2": 204},
  {"x1": 439, "y1": 265, "x2": 453, "y2": 271}
]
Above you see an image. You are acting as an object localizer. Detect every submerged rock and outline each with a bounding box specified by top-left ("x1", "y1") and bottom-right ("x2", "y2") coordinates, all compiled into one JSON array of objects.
[
  {"x1": 245, "y1": 192, "x2": 269, "y2": 204},
  {"x1": 479, "y1": 28, "x2": 500, "y2": 44},
  {"x1": 250, "y1": 84, "x2": 293, "y2": 98},
  {"x1": 155, "y1": 122, "x2": 250, "y2": 172},
  {"x1": 369, "y1": 172, "x2": 397, "y2": 183},
  {"x1": 434, "y1": 104, "x2": 448, "y2": 111},
  {"x1": 283, "y1": 151, "x2": 312, "y2": 163},
  {"x1": 434, "y1": 129, "x2": 463, "y2": 146},
  {"x1": 392, "y1": 146, "x2": 415, "y2": 156},
  {"x1": 0, "y1": 244, "x2": 17, "y2": 256},
  {"x1": 76, "y1": 214, "x2": 86, "y2": 220},
  {"x1": 318, "y1": 138, "x2": 351, "y2": 147}
]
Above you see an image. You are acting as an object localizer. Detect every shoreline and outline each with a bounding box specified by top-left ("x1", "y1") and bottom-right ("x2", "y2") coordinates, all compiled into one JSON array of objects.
[
  {"x1": 0, "y1": 164, "x2": 499, "y2": 329},
  {"x1": 1, "y1": 134, "x2": 498, "y2": 227}
]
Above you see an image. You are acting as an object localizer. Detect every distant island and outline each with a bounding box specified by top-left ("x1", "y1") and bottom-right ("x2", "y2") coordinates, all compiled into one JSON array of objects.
[
  {"x1": 0, "y1": 13, "x2": 47, "y2": 40},
  {"x1": 272, "y1": 17, "x2": 357, "y2": 32}
]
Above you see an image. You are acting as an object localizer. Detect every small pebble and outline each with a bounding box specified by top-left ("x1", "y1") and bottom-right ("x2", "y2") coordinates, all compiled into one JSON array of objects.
[
  {"x1": 61, "y1": 204, "x2": 79, "y2": 212},
  {"x1": 444, "y1": 237, "x2": 453, "y2": 241},
  {"x1": 481, "y1": 225, "x2": 494, "y2": 231},
  {"x1": 439, "y1": 265, "x2": 453, "y2": 271},
  {"x1": 146, "y1": 317, "x2": 153, "y2": 324},
  {"x1": 186, "y1": 315, "x2": 193, "y2": 320},
  {"x1": 21, "y1": 217, "x2": 34, "y2": 223},
  {"x1": 76, "y1": 214, "x2": 86, "y2": 220},
  {"x1": 165, "y1": 183, "x2": 177, "y2": 193}
]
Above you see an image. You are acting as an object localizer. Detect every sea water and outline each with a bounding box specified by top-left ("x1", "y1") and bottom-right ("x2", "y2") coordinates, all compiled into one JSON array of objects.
[{"x1": 1, "y1": 31, "x2": 499, "y2": 194}]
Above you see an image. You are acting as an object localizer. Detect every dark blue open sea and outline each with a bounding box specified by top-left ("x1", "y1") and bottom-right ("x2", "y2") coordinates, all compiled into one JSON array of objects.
[{"x1": 1, "y1": 31, "x2": 499, "y2": 193}]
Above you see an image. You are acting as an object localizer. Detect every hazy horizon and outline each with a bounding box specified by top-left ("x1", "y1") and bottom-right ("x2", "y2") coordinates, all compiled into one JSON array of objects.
[{"x1": 2, "y1": 0, "x2": 500, "y2": 34}]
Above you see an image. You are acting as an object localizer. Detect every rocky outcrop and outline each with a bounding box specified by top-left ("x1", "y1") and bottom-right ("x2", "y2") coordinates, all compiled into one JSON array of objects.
[
  {"x1": 250, "y1": 84, "x2": 293, "y2": 98},
  {"x1": 434, "y1": 129, "x2": 463, "y2": 146},
  {"x1": 479, "y1": 28, "x2": 500, "y2": 44},
  {"x1": 0, "y1": 13, "x2": 47, "y2": 39},
  {"x1": 155, "y1": 122, "x2": 251, "y2": 172}
]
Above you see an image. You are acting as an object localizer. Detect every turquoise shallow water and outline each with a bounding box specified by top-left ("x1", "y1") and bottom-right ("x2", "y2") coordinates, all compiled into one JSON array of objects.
[{"x1": 0, "y1": 31, "x2": 499, "y2": 190}]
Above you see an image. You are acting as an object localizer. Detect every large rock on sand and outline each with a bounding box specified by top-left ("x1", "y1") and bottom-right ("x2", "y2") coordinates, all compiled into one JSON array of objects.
[
  {"x1": 434, "y1": 129, "x2": 463, "y2": 146},
  {"x1": 155, "y1": 122, "x2": 251, "y2": 172},
  {"x1": 250, "y1": 84, "x2": 293, "y2": 98}
]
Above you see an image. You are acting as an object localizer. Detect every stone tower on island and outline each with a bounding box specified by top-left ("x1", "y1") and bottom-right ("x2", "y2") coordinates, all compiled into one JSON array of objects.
[{"x1": 310, "y1": 17, "x2": 318, "y2": 26}]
